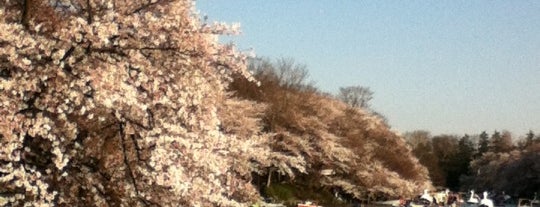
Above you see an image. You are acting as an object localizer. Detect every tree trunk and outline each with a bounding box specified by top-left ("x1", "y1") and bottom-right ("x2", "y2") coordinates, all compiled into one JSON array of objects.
[{"x1": 266, "y1": 168, "x2": 273, "y2": 187}]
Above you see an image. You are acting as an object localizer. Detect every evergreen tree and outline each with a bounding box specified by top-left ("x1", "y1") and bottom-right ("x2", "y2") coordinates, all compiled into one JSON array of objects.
[
  {"x1": 432, "y1": 135, "x2": 460, "y2": 189},
  {"x1": 525, "y1": 130, "x2": 535, "y2": 146},
  {"x1": 489, "y1": 131, "x2": 501, "y2": 151},
  {"x1": 456, "y1": 134, "x2": 475, "y2": 189},
  {"x1": 490, "y1": 130, "x2": 513, "y2": 153},
  {"x1": 477, "y1": 131, "x2": 490, "y2": 157}
]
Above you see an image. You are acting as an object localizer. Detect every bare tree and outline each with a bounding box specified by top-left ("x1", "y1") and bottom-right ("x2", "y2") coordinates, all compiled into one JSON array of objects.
[
  {"x1": 338, "y1": 86, "x2": 373, "y2": 109},
  {"x1": 404, "y1": 130, "x2": 432, "y2": 148}
]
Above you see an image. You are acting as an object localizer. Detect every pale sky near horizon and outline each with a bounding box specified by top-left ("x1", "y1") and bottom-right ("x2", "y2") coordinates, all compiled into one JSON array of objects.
[{"x1": 196, "y1": 1, "x2": 540, "y2": 137}]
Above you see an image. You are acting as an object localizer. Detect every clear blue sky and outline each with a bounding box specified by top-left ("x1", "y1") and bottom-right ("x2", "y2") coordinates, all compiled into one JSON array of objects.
[{"x1": 197, "y1": 0, "x2": 540, "y2": 136}]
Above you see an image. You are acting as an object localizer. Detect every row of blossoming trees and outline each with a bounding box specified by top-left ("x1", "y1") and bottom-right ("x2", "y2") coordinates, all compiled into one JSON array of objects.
[
  {"x1": 229, "y1": 58, "x2": 432, "y2": 202},
  {"x1": 0, "y1": 0, "x2": 431, "y2": 206}
]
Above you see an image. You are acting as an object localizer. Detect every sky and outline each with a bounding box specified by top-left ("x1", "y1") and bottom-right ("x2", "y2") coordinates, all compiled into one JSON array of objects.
[{"x1": 196, "y1": 0, "x2": 540, "y2": 136}]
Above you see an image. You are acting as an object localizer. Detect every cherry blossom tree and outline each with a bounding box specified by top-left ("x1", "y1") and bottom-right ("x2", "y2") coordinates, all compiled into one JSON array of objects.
[
  {"x1": 325, "y1": 101, "x2": 432, "y2": 199},
  {"x1": 0, "y1": 0, "x2": 267, "y2": 206},
  {"x1": 0, "y1": 0, "x2": 434, "y2": 204},
  {"x1": 231, "y1": 58, "x2": 432, "y2": 201}
]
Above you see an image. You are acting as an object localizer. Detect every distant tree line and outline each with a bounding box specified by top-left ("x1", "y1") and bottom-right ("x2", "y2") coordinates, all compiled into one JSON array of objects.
[{"x1": 404, "y1": 130, "x2": 540, "y2": 198}]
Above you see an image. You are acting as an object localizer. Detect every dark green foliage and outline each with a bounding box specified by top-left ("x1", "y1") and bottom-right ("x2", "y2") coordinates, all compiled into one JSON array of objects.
[
  {"x1": 455, "y1": 134, "x2": 475, "y2": 182},
  {"x1": 408, "y1": 130, "x2": 538, "y2": 196},
  {"x1": 412, "y1": 141, "x2": 445, "y2": 187},
  {"x1": 496, "y1": 146, "x2": 540, "y2": 197},
  {"x1": 485, "y1": 130, "x2": 513, "y2": 153},
  {"x1": 477, "y1": 131, "x2": 490, "y2": 157}
]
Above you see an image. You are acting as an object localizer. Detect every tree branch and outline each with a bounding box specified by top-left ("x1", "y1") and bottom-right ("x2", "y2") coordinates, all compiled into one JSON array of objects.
[
  {"x1": 118, "y1": 121, "x2": 149, "y2": 206},
  {"x1": 130, "y1": 0, "x2": 164, "y2": 15},
  {"x1": 130, "y1": 134, "x2": 143, "y2": 161},
  {"x1": 86, "y1": 0, "x2": 93, "y2": 24}
]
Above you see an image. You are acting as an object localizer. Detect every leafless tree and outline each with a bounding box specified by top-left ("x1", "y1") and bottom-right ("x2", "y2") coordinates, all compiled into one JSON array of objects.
[{"x1": 338, "y1": 86, "x2": 373, "y2": 109}]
